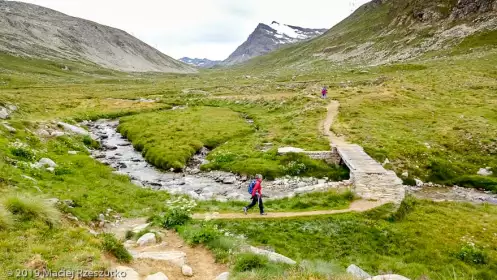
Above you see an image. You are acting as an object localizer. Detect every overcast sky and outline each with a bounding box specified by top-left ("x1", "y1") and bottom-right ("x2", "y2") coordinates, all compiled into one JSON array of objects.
[{"x1": 14, "y1": 0, "x2": 371, "y2": 60}]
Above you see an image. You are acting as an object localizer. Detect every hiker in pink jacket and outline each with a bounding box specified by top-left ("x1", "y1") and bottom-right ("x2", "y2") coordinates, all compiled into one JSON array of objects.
[
  {"x1": 243, "y1": 174, "x2": 266, "y2": 215},
  {"x1": 321, "y1": 86, "x2": 328, "y2": 98}
]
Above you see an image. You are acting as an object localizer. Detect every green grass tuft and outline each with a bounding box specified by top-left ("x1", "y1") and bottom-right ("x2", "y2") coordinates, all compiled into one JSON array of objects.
[
  {"x1": 100, "y1": 233, "x2": 132, "y2": 263},
  {"x1": 3, "y1": 195, "x2": 61, "y2": 227},
  {"x1": 151, "y1": 208, "x2": 192, "y2": 229},
  {"x1": 234, "y1": 253, "x2": 269, "y2": 272},
  {"x1": 9, "y1": 147, "x2": 36, "y2": 161}
]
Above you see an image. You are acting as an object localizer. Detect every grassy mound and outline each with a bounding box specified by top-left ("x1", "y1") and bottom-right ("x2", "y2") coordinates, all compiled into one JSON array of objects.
[
  {"x1": 118, "y1": 106, "x2": 254, "y2": 170},
  {"x1": 3, "y1": 195, "x2": 60, "y2": 227}
]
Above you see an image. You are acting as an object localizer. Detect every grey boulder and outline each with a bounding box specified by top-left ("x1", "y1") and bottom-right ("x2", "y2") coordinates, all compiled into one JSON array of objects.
[
  {"x1": 57, "y1": 122, "x2": 89, "y2": 136},
  {"x1": 347, "y1": 264, "x2": 371, "y2": 279},
  {"x1": 38, "y1": 158, "x2": 57, "y2": 168}
]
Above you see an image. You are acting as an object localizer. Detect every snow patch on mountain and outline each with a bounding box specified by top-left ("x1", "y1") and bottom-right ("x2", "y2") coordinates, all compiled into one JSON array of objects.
[
  {"x1": 179, "y1": 57, "x2": 221, "y2": 68},
  {"x1": 223, "y1": 21, "x2": 327, "y2": 65},
  {"x1": 269, "y1": 22, "x2": 302, "y2": 40}
]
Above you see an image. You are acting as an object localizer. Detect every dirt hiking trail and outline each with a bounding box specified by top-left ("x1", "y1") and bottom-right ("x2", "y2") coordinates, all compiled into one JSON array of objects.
[
  {"x1": 321, "y1": 100, "x2": 348, "y2": 146},
  {"x1": 107, "y1": 218, "x2": 227, "y2": 280},
  {"x1": 193, "y1": 200, "x2": 385, "y2": 220}
]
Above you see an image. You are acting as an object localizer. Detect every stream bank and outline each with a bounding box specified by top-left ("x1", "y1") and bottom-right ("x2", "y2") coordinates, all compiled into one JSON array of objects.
[{"x1": 86, "y1": 120, "x2": 349, "y2": 202}]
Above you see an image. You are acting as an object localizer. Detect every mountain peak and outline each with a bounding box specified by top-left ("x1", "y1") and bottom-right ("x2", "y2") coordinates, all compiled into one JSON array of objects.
[
  {"x1": 179, "y1": 57, "x2": 221, "y2": 68},
  {"x1": 223, "y1": 22, "x2": 327, "y2": 65}
]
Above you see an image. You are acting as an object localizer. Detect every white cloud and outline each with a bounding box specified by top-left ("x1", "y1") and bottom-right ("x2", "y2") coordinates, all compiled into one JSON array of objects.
[{"x1": 12, "y1": 0, "x2": 371, "y2": 60}]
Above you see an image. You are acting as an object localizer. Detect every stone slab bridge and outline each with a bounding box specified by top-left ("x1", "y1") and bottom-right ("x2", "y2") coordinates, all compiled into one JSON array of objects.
[
  {"x1": 277, "y1": 101, "x2": 406, "y2": 204},
  {"x1": 278, "y1": 146, "x2": 405, "y2": 203}
]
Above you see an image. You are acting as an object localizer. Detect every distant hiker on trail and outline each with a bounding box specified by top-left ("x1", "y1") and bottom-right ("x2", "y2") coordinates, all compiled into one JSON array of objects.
[
  {"x1": 243, "y1": 174, "x2": 266, "y2": 216},
  {"x1": 321, "y1": 86, "x2": 328, "y2": 98}
]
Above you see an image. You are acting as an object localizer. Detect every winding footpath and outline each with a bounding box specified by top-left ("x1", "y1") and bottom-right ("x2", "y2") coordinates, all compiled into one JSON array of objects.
[
  {"x1": 193, "y1": 200, "x2": 385, "y2": 220},
  {"x1": 195, "y1": 100, "x2": 405, "y2": 220}
]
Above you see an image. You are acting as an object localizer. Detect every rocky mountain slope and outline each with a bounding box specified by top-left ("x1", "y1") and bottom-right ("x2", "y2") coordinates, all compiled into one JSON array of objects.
[
  {"x1": 179, "y1": 57, "x2": 222, "y2": 68},
  {"x1": 223, "y1": 21, "x2": 327, "y2": 65},
  {"x1": 0, "y1": 1, "x2": 195, "y2": 73},
  {"x1": 241, "y1": 0, "x2": 497, "y2": 70}
]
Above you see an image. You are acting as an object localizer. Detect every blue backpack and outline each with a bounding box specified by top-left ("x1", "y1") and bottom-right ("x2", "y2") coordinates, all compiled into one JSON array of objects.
[{"x1": 248, "y1": 180, "x2": 256, "y2": 194}]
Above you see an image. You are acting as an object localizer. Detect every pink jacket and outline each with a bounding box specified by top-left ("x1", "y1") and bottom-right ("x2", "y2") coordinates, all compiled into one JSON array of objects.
[{"x1": 251, "y1": 179, "x2": 262, "y2": 197}]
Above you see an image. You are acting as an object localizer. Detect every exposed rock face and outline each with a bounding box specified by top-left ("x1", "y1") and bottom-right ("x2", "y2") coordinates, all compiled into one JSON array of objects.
[
  {"x1": 252, "y1": 0, "x2": 497, "y2": 69},
  {"x1": 0, "y1": 1, "x2": 196, "y2": 73},
  {"x1": 451, "y1": 0, "x2": 497, "y2": 19},
  {"x1": 0, "y1": 104, "x2": 17, "y2": 119},
  {"x1": 224, "y1": 21, "x2": 326, "y2": 65}
]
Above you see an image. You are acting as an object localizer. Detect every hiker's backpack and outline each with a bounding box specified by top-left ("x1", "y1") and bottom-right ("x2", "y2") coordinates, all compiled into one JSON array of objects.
[{"x1": 248, "y1": 180, "x2": 256, "y2": 194}]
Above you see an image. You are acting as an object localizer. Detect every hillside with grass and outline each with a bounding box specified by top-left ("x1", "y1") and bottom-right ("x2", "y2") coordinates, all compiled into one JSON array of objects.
[
  {"x1": 0, "y1": 0, "x2": 497, "y2": 279},
  {"x1": 0, "y1": 1, "x2": 195, "y2": 73},
  {"x1": 237, "y1": 0, "x2": 497, "y2": 72}
]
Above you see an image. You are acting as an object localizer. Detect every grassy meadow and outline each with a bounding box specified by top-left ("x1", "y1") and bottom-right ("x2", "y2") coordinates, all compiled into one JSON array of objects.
[{"x1": 0, "y1": 25, "x2": 496, "y2": 279}]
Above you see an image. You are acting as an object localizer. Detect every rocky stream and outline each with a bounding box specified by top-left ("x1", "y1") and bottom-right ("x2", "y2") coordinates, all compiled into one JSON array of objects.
[{"x1": 86, "y1": 120, "x2": 349, "y2": 202}]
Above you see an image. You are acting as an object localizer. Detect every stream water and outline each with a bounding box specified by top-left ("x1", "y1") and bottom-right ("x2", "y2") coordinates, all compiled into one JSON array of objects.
[{"x1": 86, "y1": 120, "x2": 340, "y2": 202}]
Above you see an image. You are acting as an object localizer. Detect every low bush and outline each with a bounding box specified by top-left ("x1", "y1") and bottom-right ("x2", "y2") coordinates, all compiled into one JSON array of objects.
[
  {"x1": 402, "y1": 177, "x2": 417, "y2": 186},
  {"x1": 152, "y1": 208, "x2": 191, "y2": 229},
  {"x1": 180, "y1": 223, "x2": 221, "y2": 245},
  {"x1": 207, "y1": 236, "x2": 240, "y2": 264},
  {"x1": 54, "y1": 166, "x2": 73, "y2": 176},
  {"x1": 82, "y1": 135, "x2": 100, "y2": 149},
  {"x1": 234, "y1": 253, "x2": 269, "y2": 272},
  {"x1": 457, "y1": 242, "x2": 488, "y2": 265},
  {"x1": 390, "y1": 195, "x2": 417, "y2": 221},
  {"x1": 150, "y1": 198, "x2": 196, "y2": 229},
  {"x1": 101, "y1": 233, "x2": 132, "y2": 263},
  {"x1": 3, "y1": 195, "x2": 60, "y2": 227},
  {"x1": 124, "y1": 230, "x2": 134, "y2": 240},
  {"x1": 379, "y1": 63, "x2": 428, "y2": 72},
  {"x1": 9, "y1": 147, "x2": 35, "y2": 161},
  {"x1": 426, "y1": 159, "x2": 462, "y2": 182}
]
